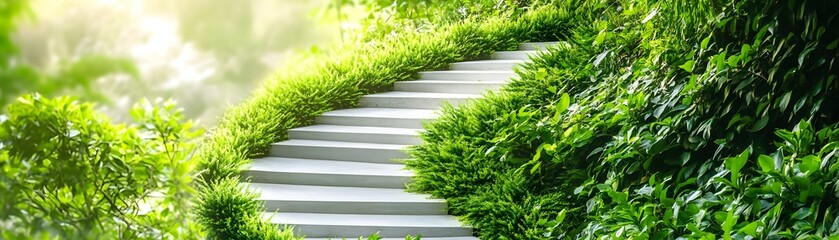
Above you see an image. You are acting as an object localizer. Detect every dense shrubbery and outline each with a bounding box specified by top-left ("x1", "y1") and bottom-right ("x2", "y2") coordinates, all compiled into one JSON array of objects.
[
  {"x1": 0, "y1": 95, "x2": 203, "y2": 239},
  {"x1": 409, "y1": 0, "x2": 839, "y2": 239},
  {"x1": 194, "y1": 4, "x2": 571, "y2": 239}
]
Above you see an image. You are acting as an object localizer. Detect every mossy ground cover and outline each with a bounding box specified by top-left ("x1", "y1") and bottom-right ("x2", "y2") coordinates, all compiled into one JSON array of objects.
[
  {"x1": 193, "y1": 5, "x2": 573, "y2": 239},
  {"x1": 409, "y1": 0, "x2": 839, "y2": 239}
]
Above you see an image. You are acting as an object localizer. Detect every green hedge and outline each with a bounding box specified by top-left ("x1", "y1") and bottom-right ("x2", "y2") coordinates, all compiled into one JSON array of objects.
[
  {"x1": 409, "y1": 0, "x2": 839, "y2": 239},
  {"x1": 194, "y1": 5, "x2": 574, "y2": 239}
]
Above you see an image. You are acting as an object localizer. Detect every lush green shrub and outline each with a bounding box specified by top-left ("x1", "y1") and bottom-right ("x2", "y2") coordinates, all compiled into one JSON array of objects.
[
  {"x1": 195, "y1": 4, "x2": 573, "y2": 239},
  {"x1": 409, "y1": 0, "x2": 839, "y2": 239},
  {"x1": 0, "y1": 95, "x2": 203, "y2": 239}
]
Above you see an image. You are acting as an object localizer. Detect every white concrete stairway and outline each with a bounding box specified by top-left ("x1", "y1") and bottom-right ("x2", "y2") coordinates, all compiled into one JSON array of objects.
[{"x1": 245, "y1": 42, "x2": 557, "y2": 239}]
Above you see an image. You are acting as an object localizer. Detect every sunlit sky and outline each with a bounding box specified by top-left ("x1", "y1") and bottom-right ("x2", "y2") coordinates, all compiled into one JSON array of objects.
[{"x1": 14, "y1": 0, "x2": 343, "y2": 125}]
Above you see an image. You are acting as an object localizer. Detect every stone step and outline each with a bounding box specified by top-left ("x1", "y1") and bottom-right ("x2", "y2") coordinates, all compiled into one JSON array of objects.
[
  {"x1": 518, "y1": 41, "x2": 565, "y2": 50},
  {"x1": 305, "y1": 237, "x2": 479, "y2": 240},
  {"x1": 359, "y1": 92, "x2": 480, "y2": 110},
  {"x1": 252, "y1": 183, "x2": 446, "y2": 215},
  {"x1": 394, "y1": 80, "x2": 505, "y2": 94},
  {"x1": 264, "y1": 212, "x2": 472, "y2": 238},
  {"x1": 491, "y1": 50, "x2": 540, "y2": 60},
  {"x1": 246, "y1": 157, "x2": 411, "y2": 189},
  {"x1": 269, "y1": 140, "x2": 408, "y2": 164},
  {"x1": 289, "y1": 125, "x2": 422, "y2": 145},
  {"x1": 316, "y1": 108, "x2": 437, "y2": 129},
  {"x1": 449, "y1": 59, "x2": 524, "y2": 70},
  {"x1": 419, "y1": 70, "x2": 515, "y2": 82}
]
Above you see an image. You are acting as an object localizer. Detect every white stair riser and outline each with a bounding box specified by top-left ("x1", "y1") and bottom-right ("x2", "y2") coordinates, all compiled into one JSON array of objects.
[
  {"x1": 246, "y1": 170, "x2": 410, "y2": 189},
  {"x1": 394, "y1": 81, "x2": 504, "y2": 94},
  {"x1": 491, "y1": 51, "x2": 539, "y2": 60},
  {"x1": 285, "y1": 225, "x2": 473, "y2": 238},
  {"x1": 420, "y1": 72, "x2": 514, "y2": 81},
  {"x1": 263, "y1": 200, "x2": 446, "y2": 215},
  {"x1": 305, "y1": 238, "x2": 479, "y2": 240},
  {"x1": 518, "y1": 42, "x2": 564, "y2": 50},
  {"x1": 359, "y1": 97, "x2": 471, "y2": 110},
  {"x1": 289, "y1": 130, "x2": 421, "y2": 145},
  {"x1": 316, "y1": 116, "x2": 429, "y2": 129},
  {"x1": 450, "y1": 61, "x2": 522, "y2": 70},
  {"x1": 269, "y1": 145, "x2": 407, "y2": 163}
]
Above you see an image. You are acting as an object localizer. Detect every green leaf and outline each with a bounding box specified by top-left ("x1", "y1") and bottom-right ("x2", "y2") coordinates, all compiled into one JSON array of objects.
[
  {"x1": 594, "y1": 30, "x2": 607, "y2": 45},
  {"x1": 721, "y1": 210, "x2": 737, "y2": 240},
  {"x1": 827, "y1": 38, "x2": 839, "y2": 50},
  {"x1": 758, "y1": 155, "x2": 775, "y2": 172},
  {"x1": 557, "y1": 93, "x2": 571, "y2": 113},
  {"x1": 798, "y1": 44, "x2": 815, "y2": 66},
  {"x1": 799, "y1": 155, "x2": 820, "y2": 174},
  {"x1": 700, "y1": 35, "x2": 712, "y2": 49},
  {"x1": 679, "y1": 60, "x2": 696, "y2": 73},
  {"x1": 727, "y1": 55, "x2": 741, "y2": 67},
  {"x1": 725, "y1": 148, "x2": 749, "y2": 182},
  {"x1": 555, "y1": 209, "x2": 567, "y2": 223},
  {"x1": 607, "y1": 190, "x2": 628, "y2": 205},
  {"x1": 748, "y1": 115, "x2": 768, "y2": 132},
  {"x1": 779, "y1": 91, "x2": 792, "y2": 112},
  {"x1": 535, "y1": 68, "x2": 548, "y2": 80},
  {"x1": 791, "y1": 207, "x2": 811, "y2": 219},
  {"x1": 738, "y1": 221, "x2": 762, "y2": 236}
]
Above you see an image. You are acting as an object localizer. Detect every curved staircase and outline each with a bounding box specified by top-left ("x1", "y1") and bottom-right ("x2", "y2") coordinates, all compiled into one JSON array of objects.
[{"x1": 245, "y1": 42, "x2": 557, "y2": 239}]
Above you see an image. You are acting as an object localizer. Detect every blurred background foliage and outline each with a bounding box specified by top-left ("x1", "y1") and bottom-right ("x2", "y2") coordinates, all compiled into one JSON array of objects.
[{"x1": 3, "y1": 0, "x2": 339, "y2": 125}]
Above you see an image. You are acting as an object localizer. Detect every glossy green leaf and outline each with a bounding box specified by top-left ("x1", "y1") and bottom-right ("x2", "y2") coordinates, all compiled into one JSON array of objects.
[
  {"x1": 800, "y1": 155, "x2": 820, "y2": 174},
  {"x1": 680, "y1": 60, "x2": 696, "y2": 73},
  {"x1": 749, "y1": 116, "x2": 769, "y2": 132},
  {"x1": 557, "y1": 93, "x2": 571, "y2": 114},
  {"x1": 725, "y1": 149, "x2": 749, "y2": 182},
  {"x1": 758, "y1": 155, "x2": 775, "y2": 172}
]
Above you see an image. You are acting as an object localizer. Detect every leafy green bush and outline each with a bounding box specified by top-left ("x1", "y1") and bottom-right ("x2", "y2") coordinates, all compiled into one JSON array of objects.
[
  {"x1": 195, "y1": 4, "x2": 573, "y2": 239},
  {"x1": 0, "y1": 95, "x2": 203, "y2": 239},
  {"x1": 409, "y1": 0, "x2": 839, "y2": 239}
]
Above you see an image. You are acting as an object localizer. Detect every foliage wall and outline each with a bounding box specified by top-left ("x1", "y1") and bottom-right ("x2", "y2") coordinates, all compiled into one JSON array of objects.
[{"x1": 409, "y1": 0, "x2": 839, "y2": 238}]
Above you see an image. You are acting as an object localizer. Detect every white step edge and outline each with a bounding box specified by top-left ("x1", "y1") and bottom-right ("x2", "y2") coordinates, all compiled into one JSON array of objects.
[
  {"x1": 491, "y1": 50, "x2": 540, "y2": 60},
  {"x1": 269, "y1": 139, "x2": 409, "y2": 163},
  {"x1": 305, "y1": 237, "x2": 478, "y2": 240},
  {"x1": 394, "y1": 80, "x2": 505, "y2": 94},
  {"x1": 246, "y1": 157, "x2": 412, "y2": 188},
  {"x1": 316, "y1": 108, "x2": 438, "y2": 129},
  {"x1": 264, "y1": 212, "x2": 473, "y2": 238},
  {"x1": 251, "y1": 183, "x2": 446, "y2": 215},
  {"x1": 518, "y1": 41, "x2": 565, "y2": 50},
  {"x1": 289, "y1": 125, "x2": 422, "y2": 145},
  {"x1": 419, "y1": 70, "x2": 515, "y2": 82},
  {"x1": 450, "y1": 59, "x2": 525, "y2": 70},
  {"x1": 359, "y1": 92, "x2": 480, "y2": 110}
]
